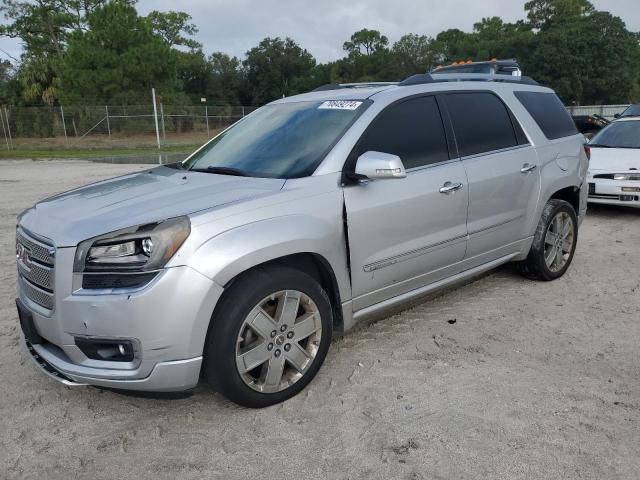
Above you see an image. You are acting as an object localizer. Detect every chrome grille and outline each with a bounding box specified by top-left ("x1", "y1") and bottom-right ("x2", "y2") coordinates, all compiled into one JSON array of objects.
[
  {"x1": 16, "y1": 228, "x2": 55, "y2": 311},
  {"x1": 16, "y1": 229, "x2": 55, "y2": 265},
  {"x1": 19, "y1": 276, "x2": 54, "y2": 310},
  {"x1": 17, "y1": 258, "x2": 53, "y2": 289}
]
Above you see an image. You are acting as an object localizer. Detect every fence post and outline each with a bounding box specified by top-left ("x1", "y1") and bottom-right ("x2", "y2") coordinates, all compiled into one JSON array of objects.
[
  {"x1": 205, "y1": 105, "x2": 210, "y2": 138},
  {"x1": 0, "y1": 108, "x2": 9, "y2": 150},
  {"x1": 105, "y1": 105, "x2": 111, "y2": 139},
  {"x1": 60, "y1": 106, "x2": 68, "y2": 143},
  {"x1": 160, "y1": 102, "x2": 166, "y2": 140},
  {"x1": 72, "y1": 118, "x2": 78, "y2": 137},
  {"x1": 151, "y1": 88, "x2": 161, "y2": 150},
  {"x1": 4, "y1": 106, "x2": 13, "y2": 149}
]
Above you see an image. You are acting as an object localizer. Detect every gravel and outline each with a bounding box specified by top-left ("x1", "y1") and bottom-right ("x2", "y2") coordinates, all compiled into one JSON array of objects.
[{"x1": 1, "y1": 159, "x2": 639, "y2": 480}]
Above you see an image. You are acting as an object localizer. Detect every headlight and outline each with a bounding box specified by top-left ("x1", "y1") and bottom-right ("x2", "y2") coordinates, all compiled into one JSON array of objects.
[
  {"x1": 74, "y1": 216, "x2": 191, "y2": 274},
  {"x1": 614, "y1": 173, "x2": 640, "y2": 181}
]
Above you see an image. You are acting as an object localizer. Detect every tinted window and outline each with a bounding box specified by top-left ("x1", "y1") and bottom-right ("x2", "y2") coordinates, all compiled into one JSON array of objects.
[
  {"x1": 590, "y1": 121, "x2": 640, "y2": 148},
  {"x1": 515, "y1": 91, "x2": 578, "y2": 140},
  {"x1": 185, "y1": 100, "x2": 367, "y2": 178},
  {"x1": 445, "y1": 92, "x2": 519, "y2": 157},
  {"x1": 356, "y1": 96, "x2": 449, "y2": 169}
]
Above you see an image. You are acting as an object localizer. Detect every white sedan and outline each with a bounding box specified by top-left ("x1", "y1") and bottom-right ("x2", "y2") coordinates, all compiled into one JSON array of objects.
[{"x1": 587, "y1": 117, "x2": 640, "y2": 208}]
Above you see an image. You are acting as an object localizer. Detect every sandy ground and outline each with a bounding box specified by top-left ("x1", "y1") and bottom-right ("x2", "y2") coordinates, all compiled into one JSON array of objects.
[{"x1": 1, "y1": 159, "x2": 639, "y2": 480}]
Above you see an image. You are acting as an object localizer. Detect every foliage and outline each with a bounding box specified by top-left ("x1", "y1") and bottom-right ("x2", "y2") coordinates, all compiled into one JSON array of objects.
[
  {"x1": 57, "y1": 0, "x2": 183, "y2": 104},
  {"x1": 1, "y1": 0, "x2": 639, "y2": 107},
  {"x1": 147, "y1": 10, "x2": 201, "y2": 50},
  {"x1": 243, "y1": 37, "x2": 316, "y2": 105}
]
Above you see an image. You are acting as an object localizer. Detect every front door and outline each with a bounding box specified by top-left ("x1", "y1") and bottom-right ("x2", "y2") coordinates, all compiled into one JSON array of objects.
[{"x1": 343, "y1": 95, "x2": 469, "y2": 311}]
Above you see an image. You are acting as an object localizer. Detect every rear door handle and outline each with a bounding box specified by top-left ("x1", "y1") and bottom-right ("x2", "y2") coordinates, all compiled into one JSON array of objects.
[
  {"x1": 439, "y1": 181, "x2": 463, "y2": 194},
  {"x1": 521, "y1": 163, "x2": 537, "y2": 173}
]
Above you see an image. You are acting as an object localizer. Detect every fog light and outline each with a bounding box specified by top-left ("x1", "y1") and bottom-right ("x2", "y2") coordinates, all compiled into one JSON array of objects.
[
  {"x1": 75, "y1": 337, "x2": 135, "y2": 362},
  {"x1": 141, "y1": 238, "x2": 154, "y2": 256}
]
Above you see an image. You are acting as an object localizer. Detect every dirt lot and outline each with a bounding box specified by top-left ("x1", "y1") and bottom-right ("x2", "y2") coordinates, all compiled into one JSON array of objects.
[{"x1": 1, "y1": 160, "x2": 639, "y2": 480}]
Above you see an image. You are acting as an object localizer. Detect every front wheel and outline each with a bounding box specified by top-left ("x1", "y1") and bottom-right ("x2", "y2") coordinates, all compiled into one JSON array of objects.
[
  {"x1": 203, "y1": 265, "x2": 333, "y2": 408},
  {"x1": 519, "y1": 199, "x2": 578, "y2": 281}
]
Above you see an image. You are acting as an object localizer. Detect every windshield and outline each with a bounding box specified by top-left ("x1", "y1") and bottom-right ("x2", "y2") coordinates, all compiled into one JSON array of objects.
[
  {"x1": 590, "y1": 121, "x2": 640, "y2": 149},
  {"x1": 620, "y1": 104, "x2": 640, "y2": 117},
  {"x1": 184, "y1": 100, "x2": 368, "y2": 178}
]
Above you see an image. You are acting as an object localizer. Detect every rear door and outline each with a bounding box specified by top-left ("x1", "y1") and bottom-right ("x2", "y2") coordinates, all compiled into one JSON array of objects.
[
  {"x1": 343, "y1": 95, "x2": 469, "y2": 311},
  {"x1": 443, "y1": 91, "x2": 540, "y2": 265}
]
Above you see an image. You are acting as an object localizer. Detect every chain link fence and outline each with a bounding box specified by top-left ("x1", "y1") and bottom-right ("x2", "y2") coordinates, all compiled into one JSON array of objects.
[
  {"x1": 0, "y1": 103, "x2": 258, "y2": 150},
  {"x1": 0, "y1": 102, "x2": 632, "y2": 152}
]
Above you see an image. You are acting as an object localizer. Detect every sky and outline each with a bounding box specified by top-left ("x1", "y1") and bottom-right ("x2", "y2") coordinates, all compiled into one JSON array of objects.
[{"x1": 1, "y1": 0, "x2": 639, "y2": 63}]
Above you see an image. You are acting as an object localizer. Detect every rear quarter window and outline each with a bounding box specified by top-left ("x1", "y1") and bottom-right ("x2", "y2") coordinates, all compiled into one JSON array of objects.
[{"x1": 515, "y1": 91, "x2": 578, "y2": 140}]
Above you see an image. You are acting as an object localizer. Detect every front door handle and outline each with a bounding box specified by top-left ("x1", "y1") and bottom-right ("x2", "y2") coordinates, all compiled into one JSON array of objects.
[
  {"x1": 439, "y1": 181, "x2": 463, "y2": 194},
  {"x1": 521, "y1": 163, "x2": 538, "y2": 173}
]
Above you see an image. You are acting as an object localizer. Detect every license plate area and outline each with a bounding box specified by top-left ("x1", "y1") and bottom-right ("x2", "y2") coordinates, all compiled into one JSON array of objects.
[{"x1": 16, "y1": 298, "x2": 43, "y2": 344}]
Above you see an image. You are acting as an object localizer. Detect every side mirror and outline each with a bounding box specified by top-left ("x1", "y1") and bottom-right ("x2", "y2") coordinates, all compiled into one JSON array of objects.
[
  {"x1": 353, "y1": 151, "x2": 406, "y2": 182},
  {"x1": 614, "y1": 113, "x2": 621, "y2": 119}
]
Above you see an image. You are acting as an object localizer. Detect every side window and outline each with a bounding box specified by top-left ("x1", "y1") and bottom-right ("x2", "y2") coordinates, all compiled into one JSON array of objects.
[
  {"x1": 356, "y1": 95, "x2": 449, "y2": 169},
  {"x1": 445, "y1": 92, "x2": 519, "y2": 157},
  {"x1": 514, "y1": 91, "x2": 578, "y2": 140}
]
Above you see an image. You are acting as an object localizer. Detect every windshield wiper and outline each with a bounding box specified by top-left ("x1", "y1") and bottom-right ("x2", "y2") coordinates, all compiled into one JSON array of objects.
[
  {"x1": 588, "y1": 144, "x2": 614, "y2": 148},
  {"x1": 191, "y1": 166, "x2": 248, "y2": 176}
]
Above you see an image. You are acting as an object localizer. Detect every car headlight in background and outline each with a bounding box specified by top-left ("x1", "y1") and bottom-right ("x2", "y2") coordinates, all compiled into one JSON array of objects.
[
  {"x1": 614, "y1": 173, "x2": 640, "y2": 181},
  {"x1": 73, "y1": 216, "x2": 190, "y2": 290}
]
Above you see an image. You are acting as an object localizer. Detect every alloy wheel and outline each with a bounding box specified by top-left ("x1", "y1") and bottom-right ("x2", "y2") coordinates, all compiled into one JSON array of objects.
[
  {"x1": 544, "y1": 211, "x2": 575, "y2": 273},
  {"x1": 235, "y1": 290, "x2": 322, "y2": 393}
]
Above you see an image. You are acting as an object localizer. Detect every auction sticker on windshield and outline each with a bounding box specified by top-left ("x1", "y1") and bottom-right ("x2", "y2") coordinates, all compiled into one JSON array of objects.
[{"x1": 318, "y1": 100, "x2": 362, "y2": 110}]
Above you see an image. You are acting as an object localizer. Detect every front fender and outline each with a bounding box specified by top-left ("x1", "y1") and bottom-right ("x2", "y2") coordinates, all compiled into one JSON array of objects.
[{"x1": 185, "y1": 214, "x2": 351, "y2": 300}]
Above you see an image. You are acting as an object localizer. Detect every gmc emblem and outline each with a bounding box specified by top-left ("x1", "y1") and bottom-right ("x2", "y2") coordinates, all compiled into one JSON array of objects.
[{"x1": 16, "y1": 242, "x2": 31, "y2": 268}]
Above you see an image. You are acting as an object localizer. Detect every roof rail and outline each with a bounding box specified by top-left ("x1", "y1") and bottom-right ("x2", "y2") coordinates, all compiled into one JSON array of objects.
[
  {"x1": 312, "y1": 82, "x2": 398, "y2": 92},
  {"x1": 400, "y1": 72, "x2": 539, "y2": 87},
  {"x1": 311, "y1": 73, "x2": 539, "y2": 93}
]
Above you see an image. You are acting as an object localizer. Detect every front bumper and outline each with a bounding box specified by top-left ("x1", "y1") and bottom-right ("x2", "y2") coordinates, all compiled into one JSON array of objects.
[
  {"x1": 22, "y1": 337, "x2": 203, "y2": 391},
  {"x1": 587, "y1": 176, "x2": 640, "y2": 208},
  {"x1": 17, "y1": 248, "x2": 224, "y2": 391}
]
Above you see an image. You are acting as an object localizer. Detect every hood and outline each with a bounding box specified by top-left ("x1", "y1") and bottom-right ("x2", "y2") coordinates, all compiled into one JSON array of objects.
[
  {"x1": 589, "y1": 147, "x2": 640, "y2": 172},
  {"x1": 19, "y1": 165, "x2": 285, "y2": 247}
]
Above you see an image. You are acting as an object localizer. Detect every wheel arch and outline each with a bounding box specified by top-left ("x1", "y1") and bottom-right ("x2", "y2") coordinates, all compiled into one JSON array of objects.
[
  {"x1": 187, "y1": 216, "x2": 350, "y2": 332},
  {"x1": 548, "y1": 185, "x2": 581, "y2": 214},
  {"x1": 222, "y1": 253, "x2": 345, "y2": 331}
]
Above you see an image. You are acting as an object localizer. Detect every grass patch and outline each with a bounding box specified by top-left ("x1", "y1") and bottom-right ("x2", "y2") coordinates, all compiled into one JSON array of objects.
[{"x1": 0, "y1": 143, "x2": 199, "y2": 160}]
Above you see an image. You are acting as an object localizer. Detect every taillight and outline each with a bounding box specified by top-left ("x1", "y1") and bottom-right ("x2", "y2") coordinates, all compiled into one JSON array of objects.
[{"x1": 584, "y1": 145, "x2": 591, "y2": 160}]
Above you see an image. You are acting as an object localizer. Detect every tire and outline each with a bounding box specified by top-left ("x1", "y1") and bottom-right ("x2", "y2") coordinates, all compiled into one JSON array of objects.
[
  {"x1": 203, "y1": 265, "x2": 333, "y2": 408},
  {"x1": 519, "y1": 199, "x2": 578, "y2": 281}
]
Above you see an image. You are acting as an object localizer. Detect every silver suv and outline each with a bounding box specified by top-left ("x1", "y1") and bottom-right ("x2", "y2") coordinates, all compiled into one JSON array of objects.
[{"x1": 16, "y1": 72, "x2": 589, "y2": 407}]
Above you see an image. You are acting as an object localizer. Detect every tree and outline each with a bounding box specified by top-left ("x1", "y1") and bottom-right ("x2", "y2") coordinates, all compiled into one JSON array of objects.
[
  {"x1": 0, "y1": 0, "x2": 128, "y2": 103},
  {"x1": 525, "y1": 0, "x2": 595, "y2": 29},
  {"x1": 176, "y1": 49, "x2": 211, "y2": 100},
  {"x1": 243, "y1": 37, "x2": 316, "y2": 104},
  {"x1": 343, "y1": 28, "x2": 388, "y2": 57},
  {"x1": 527, "y1": 10, "x2": 640, "y2": 104},
  {"x1": 57, "y1": 0, "x2": 182, "y2": 104},
  {"x1": 433, "y1": 29, "x2": 472, "y2": 63},
  {"x1": 390, "y1": 34, "x2": 439, "y2": 77},
  {"x1": 147, "y1": 10, "x2": 201, "y2": 50},
  {"x1": 206, "y1": 52, "x2": 245, "y2": 104}
]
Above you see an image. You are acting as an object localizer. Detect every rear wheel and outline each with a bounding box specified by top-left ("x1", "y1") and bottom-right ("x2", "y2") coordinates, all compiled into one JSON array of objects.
[
  {"x1": 519, "y1": 199, "x2": 578, "y2": 281},
  {"x1": 204, "y1": 266, "x2": 332, "y2": 408}
]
